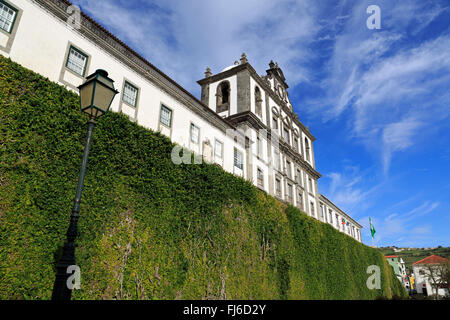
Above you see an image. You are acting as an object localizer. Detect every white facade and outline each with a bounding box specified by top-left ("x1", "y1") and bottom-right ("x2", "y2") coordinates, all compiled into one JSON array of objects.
[
  {"x1": 413, "y1": 263, "x2": 449, "y2": 297},
  {"x1": 1, "y1": 0, "x2": 362, "y2": 241}
]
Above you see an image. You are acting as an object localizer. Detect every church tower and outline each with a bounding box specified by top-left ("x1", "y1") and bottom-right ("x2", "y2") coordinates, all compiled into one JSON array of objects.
[{"x1": 197, "y1": 54, "x2": 321, "y2": 220}]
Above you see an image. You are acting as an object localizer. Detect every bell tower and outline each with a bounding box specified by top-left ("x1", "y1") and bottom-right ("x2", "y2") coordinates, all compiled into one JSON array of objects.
[{"x1": 197, "y1": 53, "x2": 252, "y2": 118}]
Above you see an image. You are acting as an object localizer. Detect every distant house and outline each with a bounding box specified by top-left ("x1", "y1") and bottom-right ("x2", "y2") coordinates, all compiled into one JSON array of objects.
[
  {"x1": 412, "y1": 255, "x2": 449, "y2": 297},
  {"x1": 385, "y1": 255, "x2": 409, "y2": 290}
]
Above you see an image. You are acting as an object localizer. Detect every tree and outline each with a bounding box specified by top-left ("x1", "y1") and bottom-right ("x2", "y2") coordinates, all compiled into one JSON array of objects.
[{"x1": 422, "y1": 261, "x2": 449, "y2": 299}]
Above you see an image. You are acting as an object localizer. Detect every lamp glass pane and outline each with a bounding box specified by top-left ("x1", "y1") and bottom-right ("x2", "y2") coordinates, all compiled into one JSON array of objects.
[
  {"x1": 80, "y1": 81, "x2": 94, "y2": 110},
  {"x1": 93, "y1": 82, "x2": 115, "y2": 113}
]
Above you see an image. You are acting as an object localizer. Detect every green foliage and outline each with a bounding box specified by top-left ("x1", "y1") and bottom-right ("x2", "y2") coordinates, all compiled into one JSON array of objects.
[{"x1": 0, "y1": 56, "x2": 407, "y2": 300}]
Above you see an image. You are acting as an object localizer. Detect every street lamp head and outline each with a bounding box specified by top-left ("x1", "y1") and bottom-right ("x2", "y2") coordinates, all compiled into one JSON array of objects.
[{"x1": 78, "y1": 69, "x2": 119, "y2": 119}]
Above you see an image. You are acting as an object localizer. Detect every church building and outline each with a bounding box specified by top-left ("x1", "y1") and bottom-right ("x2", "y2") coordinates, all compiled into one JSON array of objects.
[{"x1": 0, "y1": 0, "x2": 363, "y2": 242}]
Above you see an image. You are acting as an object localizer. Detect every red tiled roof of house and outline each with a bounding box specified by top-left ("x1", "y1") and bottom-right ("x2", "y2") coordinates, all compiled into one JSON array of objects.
[
  {"x1": 385, "y1": 255, "x2": 398, "y2": 258},
  {"x1": 412, "y1": 255, "x2": 448, "y2": 265}
]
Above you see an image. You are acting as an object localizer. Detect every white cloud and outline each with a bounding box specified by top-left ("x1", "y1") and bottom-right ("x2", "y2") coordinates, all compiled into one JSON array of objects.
[
  {"x1": 74, "y1": 0, "x2": 322, "y2": 92},
  {"x1": 382, "y1": 117, "x2": 423, "y2": 173},
  {"x1": 307, "y1": 1, "x2": 450, "y2": 173},
  {"x1": 363, "y1": 201, "x2": 440, "y2": 245}
]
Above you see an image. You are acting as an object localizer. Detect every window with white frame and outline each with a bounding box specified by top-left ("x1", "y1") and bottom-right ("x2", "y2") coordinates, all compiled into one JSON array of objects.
[
  {"x1": 293, "y1": 136, "x2": 299, "y2": 152},
  {"x1": 308, "y1": 177, "x2": 313, "y2": 193},
  {"x1": 257, "y1": 168, "x2": 264, "y2": 187},
  {"x1": 284, "y1": 127, "x2": 290, "y2": 143},
  {"x1": 190, "y1": 123, "x2": 200, "y2": 144},
  {"x1": 66, "y1": 46, "x2": 88, "y2": 76},
  {"x1": 286, "y1": 160, "x2": 291, "y2": 179},
  {"x1": 234, "y1": 148, "x2": 243, "y2": 170},
  {"x1": 272, "y1": 115, "x2": 278, "y2": 129},
  {"x1": 305, "y1": 137, "x2": 311, "y2": 161},
  {"x1": 214, "y1": 139, "x2": 223, "y2": 158},
  {"x1": 310, "y1": 201, "x2": 315, "y2": 217},
  {"x1": 297, "y1": 191, "x2": 303, "y2": 209},
  {"x1": 0, "y1": 1, "x2": 17, "y2": 33},
  {"x1": 160, "y1": 105, "x2": 172, "y2": 127},
  {"x1": 287, "y1": 183, "x2": 293, "y2": 201},
  {"x1": 296, "y1": 168, "x2": 302, "y2": 185},
  {"x1": 320, "y1": 204, "x2": 324, "y2": 220},
  {"x1": 123, "y1": 81, "x2": 139, "y2": 107},
  {"x1": 275, "y1": 178, "x2": 281, "y2": 195}
]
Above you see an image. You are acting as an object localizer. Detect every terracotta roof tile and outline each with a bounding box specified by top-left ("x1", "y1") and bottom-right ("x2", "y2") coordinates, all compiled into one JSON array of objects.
[{"x1": 412, "y1": 255, "x2": 448, "y2": 265}]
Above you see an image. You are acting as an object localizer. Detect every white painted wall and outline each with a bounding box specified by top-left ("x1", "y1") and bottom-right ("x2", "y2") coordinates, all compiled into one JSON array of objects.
[
  {"x1": 413, "y1": 265, "x2": 449, "y2": 297},
  {"x1": 1, "y1": 0, "x2": 362, "y2": 242}
]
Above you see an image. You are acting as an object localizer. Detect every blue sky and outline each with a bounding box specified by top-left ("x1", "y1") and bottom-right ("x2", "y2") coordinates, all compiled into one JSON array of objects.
[{"x1": 71, "y1": 0, "x2": 450, "y2": 248}]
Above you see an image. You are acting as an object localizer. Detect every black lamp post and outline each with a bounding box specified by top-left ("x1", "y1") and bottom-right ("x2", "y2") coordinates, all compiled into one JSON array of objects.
[{"x1": 52, "y1": 69, "x2": 119, "y2": 300}]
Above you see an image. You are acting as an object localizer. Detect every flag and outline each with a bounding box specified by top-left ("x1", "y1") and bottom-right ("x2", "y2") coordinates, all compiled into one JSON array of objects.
[{"x1": 369, "y1": 217, "x2": 376, "y2": 239}]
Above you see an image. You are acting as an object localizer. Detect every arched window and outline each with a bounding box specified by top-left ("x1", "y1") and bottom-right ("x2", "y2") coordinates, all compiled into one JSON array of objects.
[
  {"x1": 254, "y1": 86, "x2": 262, "y2": 117},
  {"x1": 216, "y1": 81, "x2": 230, "y2": 113},
  {"x1": 305, "y1": 137, "x2": 311, "y2": 161}
]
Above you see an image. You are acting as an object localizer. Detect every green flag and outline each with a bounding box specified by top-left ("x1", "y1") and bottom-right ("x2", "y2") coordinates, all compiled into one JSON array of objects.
[{"x1": 369, "y1": 217, "x2": 376, "y2": 239}]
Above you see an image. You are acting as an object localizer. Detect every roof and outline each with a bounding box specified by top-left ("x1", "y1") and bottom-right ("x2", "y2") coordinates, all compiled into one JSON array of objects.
[
  {"x1": 318, "y1": 194, "x2": 363, "y2": 228},
  {"x1": 412, "y1": 255, "x2": 448, "y2": 265},
  {"x1": 385, "y1": 255, "x2": 399, "y2": 258},
  {"x1": 54, "y1": 0, "x2": 238, "y2": 132}
]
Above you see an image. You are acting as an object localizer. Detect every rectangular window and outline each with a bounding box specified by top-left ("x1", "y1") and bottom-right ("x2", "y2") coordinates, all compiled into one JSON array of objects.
[
  {"x1": 309, "y1": 178, "x2": 313, "y2": 193},
  {"x1": 275, "y1": 178, "x2": 281, "y2": 195},
  {"x1": 328, "y1": 209, "x2": 333, "y2": 224},
  {"x1": 0, "y1": 1, "x2": 17, "y2": 33},
  {"x1": 234, "y1": 148, "x2": 243, "y2": 170},
  {"x1": 257, "y1": 168, "x2": 264, "y2": 187},
  {"x1": 335, "y1": 214, "x2": 339, "y2": 227},
  {"x1": 286, "y1": 160, "x2": 291, "y2": 179},
  {"x1": 296, "y1": 169, "x2": 302, "y2": 185},
  {"x1": 320, "y1": 204, "x2": 324, "y2": 219},
  {"x1": 190, "y1": 123, "x2": 200, "y2": 144},
  {"x1": 66, "y1": 46, "x2": 88, "y2": 76},
  {"x1": 123, "y1": 81, "x2": 139, "y2": 107},
  {"x1": 293, "y1": 137, "x2": 298, "y2": 152},
  {"x1": 310, "y1": 202, "x2": 315, "y2": 217},
  {"x1": 284, "y1": 128, "x2": 290, "y2": 143},
  {"x1": 272, "y1": 116, "x2": 278, "y2": 129},
  {"x1": 287, "y1": 183, "x2": 293, "y2": 201},
  {"x1": 297, "y1": 192, "x2": 303, "y2": 209},
  {"x1": 214, "y1": 139, "x2": 223, "y2": 158},
  {"x1": 160, "y1": 105, "x2": 172, "y2": 127}
]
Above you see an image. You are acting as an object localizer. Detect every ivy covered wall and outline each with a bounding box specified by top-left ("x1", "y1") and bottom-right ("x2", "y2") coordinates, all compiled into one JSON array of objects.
[{"x1": 0, "y1": 56, "x2": 406, "y2": 300}]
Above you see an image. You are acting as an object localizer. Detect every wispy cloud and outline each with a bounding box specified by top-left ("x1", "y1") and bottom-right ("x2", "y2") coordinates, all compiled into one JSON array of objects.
[
  {"x1": 360, "y1": 201, "x2": 440, "y2": 246},
  {"x1": 307, "y1": 1, "x2": 450, "y2": 173},
  {"x1": 74, "y1": 0, "x2": 322, "y2": 91}
]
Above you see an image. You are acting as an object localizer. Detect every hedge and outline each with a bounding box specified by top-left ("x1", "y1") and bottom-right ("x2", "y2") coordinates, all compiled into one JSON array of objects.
[{"x1": 0, "y1": 55, "x2": 407, "y2": 299}]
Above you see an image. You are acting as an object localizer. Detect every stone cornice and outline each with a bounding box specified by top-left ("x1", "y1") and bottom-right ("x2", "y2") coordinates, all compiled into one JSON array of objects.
[
  {"x1": 197, "y1": 64, "x2": 248, "y2": 85},
  {"x1": 278, "y1": 138, "x2": 322, "y2": 180},
  {"x1": 226, "y1": 111, "x2": 267, "y2": 131},
  {"x1": 34, "y1": 0, "x2": 242, "y2": 136},
  {"x1": 319, "y1": 194, "x2": 363, "y2": 228},
  {"x1": 225, "y1": 112, "x2": 321, "y2": 179}
]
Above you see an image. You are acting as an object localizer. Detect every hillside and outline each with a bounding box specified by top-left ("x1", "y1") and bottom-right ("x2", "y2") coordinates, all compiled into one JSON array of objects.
[
  {"x1": 379, "y1": 247, "x2": 450, "y2": 273},
  {"x1": 0, "y1": 56, "x2": 406, "y2": 300}
]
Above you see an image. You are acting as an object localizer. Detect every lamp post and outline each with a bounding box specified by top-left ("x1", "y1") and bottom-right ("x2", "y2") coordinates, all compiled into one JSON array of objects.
[{"x1": 52, "y1": 69, "x2": 119, "y2": 300}]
